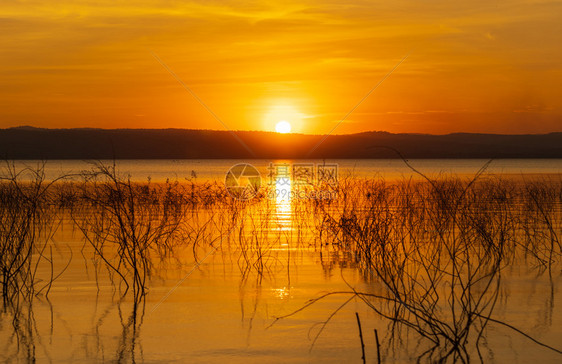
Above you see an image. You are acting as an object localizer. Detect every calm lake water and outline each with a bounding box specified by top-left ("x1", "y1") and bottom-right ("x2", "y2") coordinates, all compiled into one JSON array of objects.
[
  {"x1": 1, "y1": 159, "x2": 562, "y2": 363},
  {"x1": 13, "y1": 158, "x2": 562, "y2": 182}
]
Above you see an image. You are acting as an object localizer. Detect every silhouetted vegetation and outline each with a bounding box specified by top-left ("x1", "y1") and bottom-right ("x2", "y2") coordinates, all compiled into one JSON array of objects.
[
  {"x1": 273, "y1": 173, "x2": 562, "y2": 362},
  {"x1": 1, "y1": 161, "x2": 561, "y2": 362}
]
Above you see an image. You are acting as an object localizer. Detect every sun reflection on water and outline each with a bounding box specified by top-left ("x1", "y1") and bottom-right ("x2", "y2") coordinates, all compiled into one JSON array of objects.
[
  {"x1": 272, "y1": 286, "x2": 292, "y2": 300},
  {"x1": 274, "y1": 176, "x2": 292, "y2": 233}
]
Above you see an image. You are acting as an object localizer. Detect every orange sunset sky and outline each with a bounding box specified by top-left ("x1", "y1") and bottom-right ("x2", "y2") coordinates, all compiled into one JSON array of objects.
[{"x1": 1, "y1": 0, "x2": 561, "y2": 135}]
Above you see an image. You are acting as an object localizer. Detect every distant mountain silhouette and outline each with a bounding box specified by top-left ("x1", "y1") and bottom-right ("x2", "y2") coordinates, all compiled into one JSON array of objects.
[{"x1": 1, "y1": 127, "x2": 562, "y2": 159}]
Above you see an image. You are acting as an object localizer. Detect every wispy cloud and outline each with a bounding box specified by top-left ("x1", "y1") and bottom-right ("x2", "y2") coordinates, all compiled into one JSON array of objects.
[{"x1": 1, "y1": 0, "x2": 561, "y2": 133}]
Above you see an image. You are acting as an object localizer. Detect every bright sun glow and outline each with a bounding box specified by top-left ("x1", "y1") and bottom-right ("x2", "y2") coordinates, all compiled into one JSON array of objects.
[{"x1": 275, "y1": 120, "x2": 291, "y2": 134}]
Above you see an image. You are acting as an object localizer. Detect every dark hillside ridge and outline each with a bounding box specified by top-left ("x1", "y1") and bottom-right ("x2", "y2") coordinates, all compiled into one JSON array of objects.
[{"x1": 1, "y1": 127, "x2": 562, "y2": 159}]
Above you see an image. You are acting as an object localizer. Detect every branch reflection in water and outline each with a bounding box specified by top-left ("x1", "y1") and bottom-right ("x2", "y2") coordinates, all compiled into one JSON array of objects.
[{"x1": 1, "y1": 160, "x2": 562, "y2": 362}]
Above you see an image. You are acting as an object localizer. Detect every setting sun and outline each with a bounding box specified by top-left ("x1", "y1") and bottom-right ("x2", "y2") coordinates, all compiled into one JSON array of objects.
[{"x1": 275, "y1": 120, "x2": 291, "y2": 134}]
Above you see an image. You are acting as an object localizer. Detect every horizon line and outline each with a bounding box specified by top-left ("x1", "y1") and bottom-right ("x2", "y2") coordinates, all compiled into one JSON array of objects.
[{"x1": 3, "y1": 125, "x2": 562, "y2": 137}]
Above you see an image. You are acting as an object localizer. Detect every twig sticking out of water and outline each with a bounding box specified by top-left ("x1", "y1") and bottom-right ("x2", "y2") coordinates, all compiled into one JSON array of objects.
[{"x1": 356, "y1": 312, "x2": 366, "y2": 364}]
